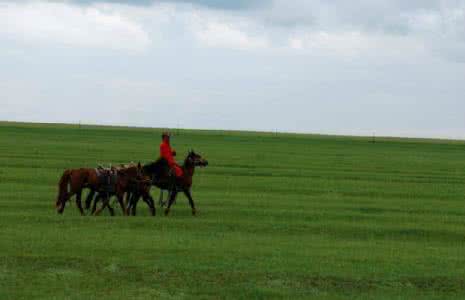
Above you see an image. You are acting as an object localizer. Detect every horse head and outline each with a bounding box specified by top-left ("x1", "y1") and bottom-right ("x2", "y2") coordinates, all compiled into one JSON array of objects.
[{"x1": 185, "y1": 149, "x2": 208, "y2": 168}]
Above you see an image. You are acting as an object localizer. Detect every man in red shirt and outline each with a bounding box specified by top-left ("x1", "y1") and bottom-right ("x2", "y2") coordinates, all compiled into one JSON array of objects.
[{"x1": 160, "y1": 132, "x2": 183, "y2": 178}]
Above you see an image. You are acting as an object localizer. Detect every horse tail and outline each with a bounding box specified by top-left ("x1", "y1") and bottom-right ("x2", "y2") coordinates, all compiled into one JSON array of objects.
[{"x1": 56, "y1": 169, "x2": 72, "y2": 210}]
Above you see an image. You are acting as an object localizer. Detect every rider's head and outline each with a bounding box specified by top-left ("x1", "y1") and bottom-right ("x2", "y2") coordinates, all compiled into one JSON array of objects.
[{"x1": 162, "y1": 132, "x2": 171, "y2": 143}]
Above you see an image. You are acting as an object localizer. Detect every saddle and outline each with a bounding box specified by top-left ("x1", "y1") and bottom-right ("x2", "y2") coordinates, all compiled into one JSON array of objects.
[{"x1": 95, "y1": 166, "x2": 118, "y2": 193}]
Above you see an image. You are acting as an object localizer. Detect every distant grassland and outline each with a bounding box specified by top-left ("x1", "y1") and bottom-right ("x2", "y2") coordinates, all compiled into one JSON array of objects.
[{"x1": 1, "y1": 122, "x2": 465, "y2": 299}]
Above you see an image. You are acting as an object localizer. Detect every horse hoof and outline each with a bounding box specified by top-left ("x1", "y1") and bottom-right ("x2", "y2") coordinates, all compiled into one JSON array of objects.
[
  {"x1": 164, "y1": 209, "x2": 170, "y2": 216},
  {"x1": 192, "y1": 209, "x2": 196, "y2": 216}
]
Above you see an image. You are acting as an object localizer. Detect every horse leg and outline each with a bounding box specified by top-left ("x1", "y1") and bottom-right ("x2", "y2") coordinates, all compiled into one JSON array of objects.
[
  {"x1": 57, "y1": 201, "x2": 64, "y2": 214},
  {"x1": 125, "y1": 192, "x2": 131, "y2": 210},
  {"x1": 76, "y1": 190, "x2": 85, "y2": 216},
  {"x1": 142, "y1": 194, "x2": 156, "y2": 216},
  {"x1": 91, "y1": 193, "x2": 100, "y2": 215},
  {"x1": 164, "y1": 191, "x2": 178, "y2": 216},
  {"x1": 131, "y1": 193, "x2": 139, "y2": 216},
  {"x1": 123, "y1": 192, "x2": 130, "y2": 208},
  {"x1": 158, "y1": 189, "x2": 170, "y2": 206},
  {"x1": 158, "y1": 190, "x2": 163, "y2": 206},
  {"x1": 94, "y1": 193, "x2": 110, "y2": 216},
  {"x1": 57, "y1": 192, "x2": 70, "y2": 214},
  {"x1": 149, "y1": 195, "x2": 156, "y2": 216},
  {"x1": 183, "y1": 189, "x2": 196, "y2": 216},
  {"x1": 126, "y1": 193, "x2": 132, "y2": 215},
  {"x1": 108, "y1": 204, "x2": 115, "y2": 216},
  {"x1": 57, "y1": 199, "x2": 66, "y2": 214},
  {"x1": 127, "y1": 193, "x2": 139, "y2": 216},
  {"x1": 85, "y1": 190, "x2": 95, "y2": 210},
  {"x1": 116, "y1": 193, "x2": 127, "y2": 216}
]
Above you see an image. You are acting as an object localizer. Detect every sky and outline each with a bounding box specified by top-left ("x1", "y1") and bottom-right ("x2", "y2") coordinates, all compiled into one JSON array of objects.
[{"x1": 1, "y1": 0, "x2": 465, "y2": 138}]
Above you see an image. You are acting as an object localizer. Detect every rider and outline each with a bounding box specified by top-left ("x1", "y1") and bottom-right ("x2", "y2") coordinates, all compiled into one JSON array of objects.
[{"x1": 160, "y1": 132, "x2": 183, "y2": 178}]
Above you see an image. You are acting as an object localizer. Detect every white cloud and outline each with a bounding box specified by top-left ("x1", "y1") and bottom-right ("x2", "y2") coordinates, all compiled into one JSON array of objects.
[
  {"x1": 289, "y1": 31, "x2": 373, "y2": 56},
  {"x1": 0, "y1": 2, "x2": 151, "y2": 52},
  {"x1": 407, "y1": 5, "x2": 465, "y2": 62},
  {"x1": 192, "y1": 20, "x2": 269, "y2": 50},
  {"x1": 287, "y1": 30, "x2": 426, "y2": 59},
  {"x1": 252, "y1": 0, "x2": 465, "y2": 61}
]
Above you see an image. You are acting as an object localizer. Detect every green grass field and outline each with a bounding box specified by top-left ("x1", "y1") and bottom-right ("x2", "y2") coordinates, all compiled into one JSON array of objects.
[{"x1": 1, "y1": 122, "x2": 465, "y2": 299}]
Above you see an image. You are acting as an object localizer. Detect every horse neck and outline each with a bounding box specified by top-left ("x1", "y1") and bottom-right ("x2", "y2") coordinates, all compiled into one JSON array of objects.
[
  {"x1": 142, "y1": 164, "x2": 152, "y2": 176},
  {"x1": 121, "y1": 166, "x2": 141, "y2": 179},
  {"x1": 182, "y1": 161, "x2": 195, "y2": 177}
]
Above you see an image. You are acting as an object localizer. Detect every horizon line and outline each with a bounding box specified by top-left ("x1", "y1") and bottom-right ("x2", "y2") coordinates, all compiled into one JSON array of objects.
[{"x1": 2, "y1": 119, "x2": 465, "y2": 143}]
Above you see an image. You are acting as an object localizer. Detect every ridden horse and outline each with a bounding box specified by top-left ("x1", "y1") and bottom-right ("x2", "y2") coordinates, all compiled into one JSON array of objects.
[{"x1": 130, "y1": 150, "x2": 208, "y2": 216}]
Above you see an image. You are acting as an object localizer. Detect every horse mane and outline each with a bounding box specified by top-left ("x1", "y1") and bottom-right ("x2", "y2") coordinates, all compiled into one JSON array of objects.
[
  {"x1": 183, "y1": 156, "x2": 191, "y2": 168},
  {"x1": 182, "y1": 151, "x2": 197, "y2": 168}
]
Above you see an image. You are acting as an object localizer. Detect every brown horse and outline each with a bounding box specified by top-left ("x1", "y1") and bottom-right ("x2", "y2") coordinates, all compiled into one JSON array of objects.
[
  {"x1": 92, "y1": 163, "x2": 154, "y2": 216},
  {"x1": 132, "y1": 150, "x2": 208, "y2": 216},
  {"x1": 55, "y1": 168, "x2": 101, "y2": 215}
]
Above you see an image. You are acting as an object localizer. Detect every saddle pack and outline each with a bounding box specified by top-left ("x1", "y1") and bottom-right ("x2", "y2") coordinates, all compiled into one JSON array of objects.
[{"x1": 95, "y1": 166, "x2": 118, "y2": 193}]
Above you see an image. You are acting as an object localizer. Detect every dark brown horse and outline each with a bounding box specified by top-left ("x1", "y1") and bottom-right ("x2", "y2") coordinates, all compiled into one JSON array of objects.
[
  {"x1": 124, "y1": 176, "x2": 155, "y2": 216},
  {"x1": 131, "y1": 150, "x2": 208, "y2": 216},
  {"x1": 90, "y1": 170, "x2": 155, "y2": 216},
  {"x1": 91, "y1": 163, "x2": 155, "y2": 216}
]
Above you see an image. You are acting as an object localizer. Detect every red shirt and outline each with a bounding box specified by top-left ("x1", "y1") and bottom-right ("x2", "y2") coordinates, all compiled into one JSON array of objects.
[{"x1": 160, "y1": 140, "x2": 176, "y2": 166}]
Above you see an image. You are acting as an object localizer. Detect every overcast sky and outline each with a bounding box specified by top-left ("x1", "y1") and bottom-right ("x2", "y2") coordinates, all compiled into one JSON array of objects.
[{"x1": 1, "y1": 0, "x2": 465, "y2": 138}]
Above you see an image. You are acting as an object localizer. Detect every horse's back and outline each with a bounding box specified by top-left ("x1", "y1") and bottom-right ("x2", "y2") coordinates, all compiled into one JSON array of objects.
[{"x1": 69, "y1": 168, "x2": 98, "y2": 189}]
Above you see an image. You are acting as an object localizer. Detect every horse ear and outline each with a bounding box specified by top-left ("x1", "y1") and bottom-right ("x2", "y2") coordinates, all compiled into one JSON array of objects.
[{"x1": 138, "y1": 162, "x2": 141, "y2": 168}]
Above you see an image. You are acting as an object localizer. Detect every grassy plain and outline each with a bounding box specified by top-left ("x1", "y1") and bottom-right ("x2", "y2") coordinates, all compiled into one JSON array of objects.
[{"x1": 1, "y1": 122, "x2": 465, "y2": 299}]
